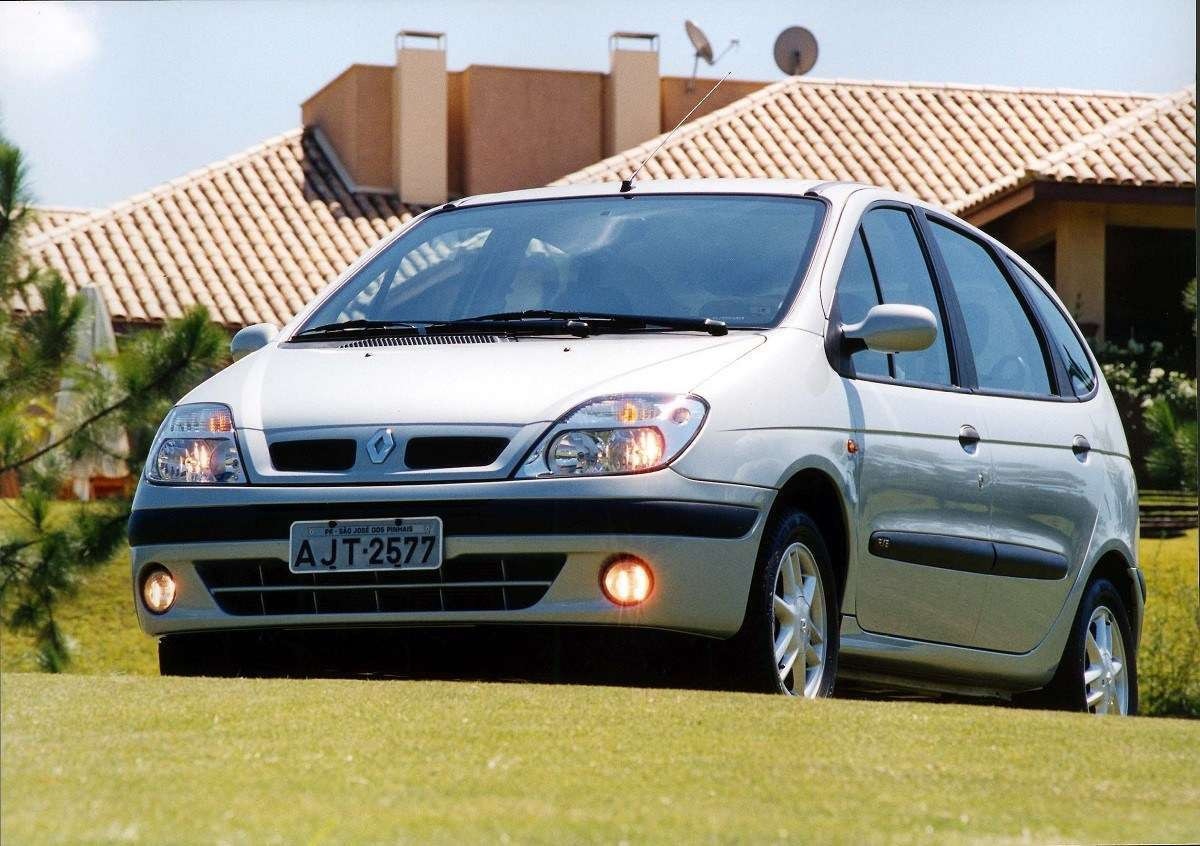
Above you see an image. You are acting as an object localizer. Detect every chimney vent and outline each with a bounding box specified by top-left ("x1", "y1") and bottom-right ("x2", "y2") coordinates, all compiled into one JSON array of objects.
[
  {"x1": 393, "y1": 30, "x2": 448, "y2": 205},
  {"x1": 605, "y1": 32, "x2": 660, "y2": 156}
]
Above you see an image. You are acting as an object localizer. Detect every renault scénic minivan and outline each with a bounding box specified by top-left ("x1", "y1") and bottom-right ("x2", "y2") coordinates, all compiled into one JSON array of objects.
[{"x1": 130, "y1": 180, "x2": 1142, "y2": 714}]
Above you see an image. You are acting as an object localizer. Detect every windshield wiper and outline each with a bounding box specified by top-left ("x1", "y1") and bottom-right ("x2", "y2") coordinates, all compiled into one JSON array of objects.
[
  {"x1": 426, "y1": 314, "x2": 592, "y2": 337},
  {"x1": 436, "y1": 310, "x2": 728, "y2": 336},
  {"x1": 293, "y1": 310, "x2": 729, "y2": 341},
  {"x1": 291, "y1": 319, "x2": 420, "y2": 340}
]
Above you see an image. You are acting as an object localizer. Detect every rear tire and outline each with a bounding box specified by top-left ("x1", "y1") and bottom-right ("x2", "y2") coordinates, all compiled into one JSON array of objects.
[
  {"x1": 733, "y1": 509, "x2": 839, "y2": 696},
  {"x1": 1042, "y1": 577, "x2": 1138, "y2": 715}
]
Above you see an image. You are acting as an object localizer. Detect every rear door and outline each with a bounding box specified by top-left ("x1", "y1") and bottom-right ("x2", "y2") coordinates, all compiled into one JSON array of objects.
[
  {"x1": 922, "y1": 217, "x2": 1103, "y2": 653},
  {"x1": 832, "y1": 205, "x2": 994, "y2": 646}
]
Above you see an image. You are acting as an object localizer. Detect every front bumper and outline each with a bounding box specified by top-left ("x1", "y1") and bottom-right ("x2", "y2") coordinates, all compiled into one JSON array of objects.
[{"x1": 129, "y1": 470, "x2": 772, "y2": 638}]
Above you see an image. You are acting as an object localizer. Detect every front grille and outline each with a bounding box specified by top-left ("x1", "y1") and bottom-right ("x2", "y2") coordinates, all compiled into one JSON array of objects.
[
  {"x1": 269, "y1": 439, "x2": 356, "y2": 472},
  {"x1": 195, "y1": 555, "x2": 565, "y2": 616},
  {"x1": 340, "y1": 335, "x2": 504, "y2": 348},
  {"x1": 404, "y1": 436, "x2": 508, "y2": 470}
]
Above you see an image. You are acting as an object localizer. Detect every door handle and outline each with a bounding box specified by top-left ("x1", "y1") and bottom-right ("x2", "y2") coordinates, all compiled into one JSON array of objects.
[
  {"x1": 958, "y1": 424, "x2": 981, "y2": 450},
  {"x1": 1072, "y1": 435, "x2": 1091, "y2": 456}
]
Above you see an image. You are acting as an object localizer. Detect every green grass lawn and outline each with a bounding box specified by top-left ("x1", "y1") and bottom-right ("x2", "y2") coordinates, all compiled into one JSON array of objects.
[
  {"x1": 2, "y1": 673, "x2": 1198, "y2": 845},
  {"x1": 1138, "y1": 529, "x2": 1200, "y2": 716}
]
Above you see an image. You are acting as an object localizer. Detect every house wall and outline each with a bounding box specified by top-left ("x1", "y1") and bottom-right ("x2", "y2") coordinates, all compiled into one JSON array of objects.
[
  {"x1": 301, "y1": 64, "x2": 393, "y2": 190},
  {"x1": 659, "y1": 77, "x2": 767, "y2": 132},
  {"x1": 458, "y1": 65, "x2": 605, "y2": 196}
]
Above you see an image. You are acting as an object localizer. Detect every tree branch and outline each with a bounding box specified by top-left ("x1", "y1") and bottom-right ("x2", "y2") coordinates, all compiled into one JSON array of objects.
[{"x1": 0, "y1": 357, "x2": 188, "y2": 474}]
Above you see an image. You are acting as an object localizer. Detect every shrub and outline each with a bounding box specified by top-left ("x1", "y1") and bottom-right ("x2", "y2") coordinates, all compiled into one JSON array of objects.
[
  {"x1": 1144, "y1": 396, "x2": 1198, "y2": 492},
  {"x1": 1093, "y1": 337, "x2": 1197, "y2": 488}
]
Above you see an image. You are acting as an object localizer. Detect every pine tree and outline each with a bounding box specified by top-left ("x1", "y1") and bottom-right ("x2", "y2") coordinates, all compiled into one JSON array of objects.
[{"x1": 0, "y1": 133, "x2": 227, "y2": 670}]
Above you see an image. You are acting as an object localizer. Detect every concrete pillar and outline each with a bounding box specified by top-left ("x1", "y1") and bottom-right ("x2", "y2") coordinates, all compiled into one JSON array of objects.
[
  {"x1": 605, "y1": 32, "x2": 660, "y2": 156},
  {"x1": 1054, "y1": 203, "x2": 1107, "y2": 339},
  {"x1": 393, "y1": 31, "x2": 448, "y2": 205}
]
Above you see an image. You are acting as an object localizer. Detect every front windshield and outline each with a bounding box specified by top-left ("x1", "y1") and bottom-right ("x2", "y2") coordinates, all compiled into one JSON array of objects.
[{"x1": 301, "y1": 194, "x2": 826, "y2": 331}]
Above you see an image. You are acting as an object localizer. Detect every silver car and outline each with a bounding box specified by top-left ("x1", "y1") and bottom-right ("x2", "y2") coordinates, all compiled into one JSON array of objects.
[{"x1": 131, "y1": 180, "x2": 1142, "y2": 714}]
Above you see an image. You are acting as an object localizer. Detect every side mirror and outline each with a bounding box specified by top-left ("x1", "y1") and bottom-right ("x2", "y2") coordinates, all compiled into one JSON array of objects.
[
  {"x1": 230, "y1": 323, "x2": 279, "y2": 361},
  {"x1": 841, "y1": 304, "x2": 937, "y2": 353}
]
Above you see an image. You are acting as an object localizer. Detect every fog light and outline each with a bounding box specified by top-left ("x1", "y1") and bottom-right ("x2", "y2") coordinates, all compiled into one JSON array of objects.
[
  {"x1": 601, "y1": 556, "x2": 653, "y2": 606},
  {"x1": 142, "y1": 567, "x2": 177, "y2": 614}
]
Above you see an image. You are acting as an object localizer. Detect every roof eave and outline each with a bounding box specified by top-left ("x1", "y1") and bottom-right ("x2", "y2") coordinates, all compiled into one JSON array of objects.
[{"x1": 962, "y1": 178, "x2": 1196, "y2": 226}]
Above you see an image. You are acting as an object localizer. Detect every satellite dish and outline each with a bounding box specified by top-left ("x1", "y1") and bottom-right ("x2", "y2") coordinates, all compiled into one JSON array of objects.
[
  {"x1": 773, "y1": 26, "x2": 819, "y2": 76},
  {"x1": 685, "y1": 19, "x2": 714, "y2": 64},
  {"x1": 684, "y1": 19, "x2": 739, "y2": 91}
]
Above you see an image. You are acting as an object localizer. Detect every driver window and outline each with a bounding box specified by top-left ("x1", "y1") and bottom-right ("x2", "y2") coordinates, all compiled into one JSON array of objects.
[
  {"x1": 833, "y1": 231, "x2": 889, "y2": 378},
  {"x1": 859, "y1": 208, "x2": 953, "y2": 387},
  {"x1": 928, "y1": 221, "x2": 1052, "y2": 396}
]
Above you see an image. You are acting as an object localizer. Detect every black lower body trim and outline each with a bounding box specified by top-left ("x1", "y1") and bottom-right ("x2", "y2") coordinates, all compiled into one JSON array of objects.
[
  {"x1": 129, "y1": 499, "x2": 759, "y2": 545},
  {"x1": 992, "y1": 541, "x2": 1069, "y2": 580},
  {"x1": 868, "y1": 531, "x2": 994, "y2": 574},
  {"x1": 869, "y1": 530, "x2": 1067, "y2": 580}
]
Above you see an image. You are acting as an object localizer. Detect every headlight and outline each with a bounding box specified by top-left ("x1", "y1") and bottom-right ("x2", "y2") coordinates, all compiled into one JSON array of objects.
[
  {"x1": 517, "y1": 394, "x2": 707, "y2": 477},
  {"x1": 146, "y1": 403, "x2": 246, "y2": 484}
]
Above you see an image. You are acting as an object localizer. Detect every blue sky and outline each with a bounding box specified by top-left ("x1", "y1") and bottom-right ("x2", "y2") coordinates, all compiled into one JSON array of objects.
[{"x1": 0, "y1": 0, "x2": 1194, "y2": 209}]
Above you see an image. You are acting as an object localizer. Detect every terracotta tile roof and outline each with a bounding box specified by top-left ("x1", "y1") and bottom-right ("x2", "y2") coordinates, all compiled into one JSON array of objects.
[
  {"x1": 554, "y1": 78, "x2": 1196, "y2": 213},
  {"x1": 25, "y1": 206, "x2": 94, "y2": 238},
  {"x1": 22, "y1": 130, "x2": 419, "y2": 328},
  {"x1": 956, "y1": 86, "x2": 1196, "y2": 209}
]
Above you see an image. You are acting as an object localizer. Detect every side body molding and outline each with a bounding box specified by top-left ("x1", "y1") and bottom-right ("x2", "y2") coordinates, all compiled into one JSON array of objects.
[{"x1": 868, "y1": 531, "x2": 1068, "y2": 581}]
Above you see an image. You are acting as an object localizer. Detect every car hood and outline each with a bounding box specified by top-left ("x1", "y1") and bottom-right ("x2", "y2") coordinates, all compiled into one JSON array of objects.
[{"x1": 184, "y1": 334, "x2": 766, "y2": 429}]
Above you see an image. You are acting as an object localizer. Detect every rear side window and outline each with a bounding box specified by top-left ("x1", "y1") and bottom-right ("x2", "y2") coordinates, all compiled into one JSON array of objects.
[
  {"x1": 1009, "y1": 260, "x2": 1097, "y2": 397},
  {"x1": 833, "y1": 231, "x2": 889, "y2": 377},
  {"x1": 859, "y1": 208, "x2": 952, "y2": 386},
  {"x1": 928, "y1": 221, "x2": 1052, "y2": 396}
]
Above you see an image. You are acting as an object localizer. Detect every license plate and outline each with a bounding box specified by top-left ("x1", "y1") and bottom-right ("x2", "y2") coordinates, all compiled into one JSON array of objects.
[{"x1": 289, "y1": 517, "x2": 443, "y2": 573}]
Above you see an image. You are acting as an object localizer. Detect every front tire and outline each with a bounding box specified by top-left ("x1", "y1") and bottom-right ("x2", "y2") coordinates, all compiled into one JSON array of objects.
[
  {"x1": 1043, "y1": 577, "x2": 1138, "y2": 715},
  {"x1": 735, "y1": 509, "x2": 839, "y2": 696}
]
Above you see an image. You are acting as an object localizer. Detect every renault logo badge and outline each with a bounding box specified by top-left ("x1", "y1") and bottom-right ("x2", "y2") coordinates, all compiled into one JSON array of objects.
[{"x1": 366, "y1": 428, "x2": 395, "y2": 464}]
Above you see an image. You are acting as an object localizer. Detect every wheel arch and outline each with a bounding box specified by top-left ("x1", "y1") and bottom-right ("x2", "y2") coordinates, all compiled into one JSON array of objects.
[
  {"x1": 766, "y1": 466, "x2": 852, "y2": 609},
  {"x1": 1083, "y1": 546, "x2": 1143, "y2": 640}
]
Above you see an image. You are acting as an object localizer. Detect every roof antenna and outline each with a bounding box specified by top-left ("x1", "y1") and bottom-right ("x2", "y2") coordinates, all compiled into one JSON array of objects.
[{"x1": 620, "y1": 72, "x2": 730, "y2": 193}]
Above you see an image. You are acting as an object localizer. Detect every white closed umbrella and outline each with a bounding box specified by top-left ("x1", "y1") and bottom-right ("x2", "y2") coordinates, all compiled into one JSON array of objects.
[{"x1": 54, "y1": 284, "x2": 129, "y2": 500}]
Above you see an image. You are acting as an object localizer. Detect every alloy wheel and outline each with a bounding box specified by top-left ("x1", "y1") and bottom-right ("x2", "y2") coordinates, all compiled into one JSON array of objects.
[
  {"x1": 1084, "y1": 605, "x2": 1128, "y2": 715},
  {"x1": 772, "y1": 542, "x2": 828, "y2": 697}
]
